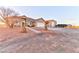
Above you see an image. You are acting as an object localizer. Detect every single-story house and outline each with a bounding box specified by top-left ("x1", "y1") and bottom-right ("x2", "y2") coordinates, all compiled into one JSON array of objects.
[{"x1": 5, "y1": 16, "x2": 57, "y2": 28}]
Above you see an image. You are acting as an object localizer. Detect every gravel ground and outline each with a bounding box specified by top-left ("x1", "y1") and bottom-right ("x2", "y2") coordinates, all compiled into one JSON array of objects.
[{"x1": 0, "y1": 27, "x2": 79, "y2": 53}]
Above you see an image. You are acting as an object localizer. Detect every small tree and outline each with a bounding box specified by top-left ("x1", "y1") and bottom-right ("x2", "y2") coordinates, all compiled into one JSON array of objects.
[
  {"x1": 20, "y1": 21, "x2": 27, "y2": 33},
  {"x1": 44, "y1": 21, "x2": 49, "y2": 30},
  {"x1": 0, "y1": 7, "x2": 19, "y2": 28}
]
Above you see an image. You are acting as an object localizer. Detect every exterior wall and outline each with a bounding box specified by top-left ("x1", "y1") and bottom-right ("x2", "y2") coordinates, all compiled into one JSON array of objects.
[
  {"x1": 35, "y1": 20, "x2": 57, "y2": 28},
  {"x1": 50, "y1": 21, "x2": 56, "y2": 27},
  {"x1": 36, "y1": 22, "x2": 45, "y2": 27},
  {"x1": 5, "y1": 16, "x2": 26, "y2": 27},
  {"x1": 46, "y1": 20, "x2": 57, "y2": 28}
]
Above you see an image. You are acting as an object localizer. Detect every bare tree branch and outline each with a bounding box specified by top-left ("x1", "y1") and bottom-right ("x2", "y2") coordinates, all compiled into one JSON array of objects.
[
  {"x1": 0, "y1": 7, "x2": 19, "y2": 28},
  {"x1": 0, "y1": 7, "x2": 19, "y2": 22}
]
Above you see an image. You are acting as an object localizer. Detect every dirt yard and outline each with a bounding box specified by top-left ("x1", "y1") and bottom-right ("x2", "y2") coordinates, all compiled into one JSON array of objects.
[{"x1": 0, "y1": 26, "x2": 79, "y2": 53}]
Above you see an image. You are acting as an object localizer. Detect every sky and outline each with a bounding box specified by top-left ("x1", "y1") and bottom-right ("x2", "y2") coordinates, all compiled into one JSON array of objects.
[{"x1": 8, "y1": 6, "x2": 79, "y2": 25}]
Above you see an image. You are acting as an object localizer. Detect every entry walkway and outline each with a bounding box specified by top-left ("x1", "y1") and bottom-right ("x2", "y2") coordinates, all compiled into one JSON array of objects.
[{"x1": 26, "y1": 27, "x2": 41, "y2": 34}]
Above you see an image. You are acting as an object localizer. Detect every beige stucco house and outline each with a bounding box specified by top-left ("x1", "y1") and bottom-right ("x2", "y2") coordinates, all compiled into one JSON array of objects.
[{"x1": 5, "y1": 16, "x2": 57, "y2": 28}]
